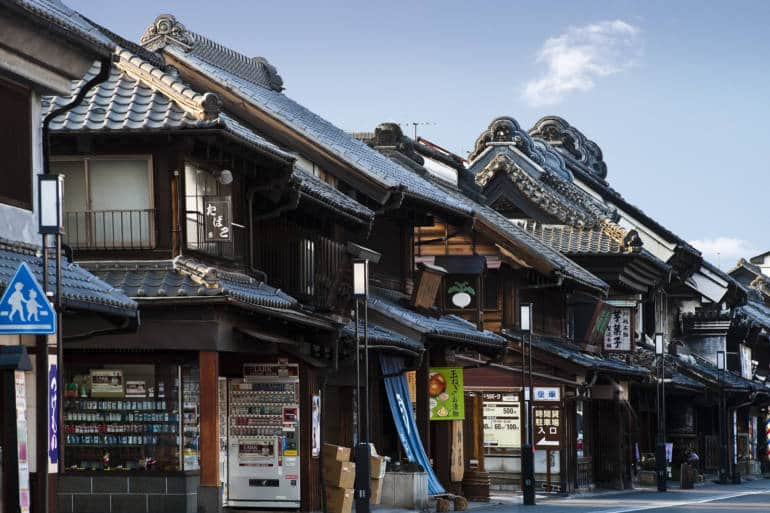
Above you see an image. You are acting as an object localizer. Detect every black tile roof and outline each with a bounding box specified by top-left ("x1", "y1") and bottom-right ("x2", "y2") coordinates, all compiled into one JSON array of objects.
[
  {"x1": 368, "y1": 287, "x2": 506, "y2": 351},
  {"x1": 675, "y1": 353, "x2": 766, "y2": 393},
  {"x1": 341, "y1": 320, "x2": 423, "y2": 354},
  {"x1": 83, "y1": 257, "x2": 298, "y2": 310},
  {"x1": 43, "y1": 58, "x2": 293, "y2": 162},
  {"x1": 0, "y1": 239, "x2": 136, "y2": 316},
  {"x1": 143, "y1": 15, "x2": 474, "y2": 216},
  {"x1": 503, "y1": 329, "x2": 648, "y2": 377},
  {"x1": 735, "y1": 296, "x2": 770, "y2": 332},
  {"x1": 293, "y1": 169, "x2": 374, "y2": 225},
  {"x1": 3, "y1": 0, "x2": 114, "y2": 55}
]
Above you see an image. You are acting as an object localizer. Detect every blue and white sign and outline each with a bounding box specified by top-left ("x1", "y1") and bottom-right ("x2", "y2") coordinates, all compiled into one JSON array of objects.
[
  {"x1": 49, "y1": 363, "x2": 59, "y2": 465},
  {"x1": 0, "y1": 262, "x2": 56, "y2": 334}
]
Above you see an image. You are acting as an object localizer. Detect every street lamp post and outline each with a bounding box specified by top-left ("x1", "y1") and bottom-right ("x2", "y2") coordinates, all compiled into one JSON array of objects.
[
  {"x1": 654, "y1": 333, "x2": 667, "y2": 492},
  {"x1": 520, "y1": 303, "x2": 535, "y2": 506},
  {"x1": 352, "y1": 260, "x2": 371, "y2": 513},
  {"x1": 716, "y1": 350, "x2": 728, "y2": 484}
]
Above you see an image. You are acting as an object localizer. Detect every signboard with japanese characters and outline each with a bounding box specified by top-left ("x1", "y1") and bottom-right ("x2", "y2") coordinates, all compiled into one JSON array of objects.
[
  {"x1": 203, "y1": 196, "x2": 232, "y2": 242},
  {"x1": 533, "y1": 405, "x2": 561, "y2": 450},
  {"x1": 603, "y1": 308, "x2": 634, "y2": 352},
  {"x1": 482, "y1": 392, "x2": 520, "y2": 449},
  {"x1": 429, "y1": 367, "x2": 464, "y2": 420},
  {"x1": 533, "y1": 386, "x2": 561, "y2": 402}
]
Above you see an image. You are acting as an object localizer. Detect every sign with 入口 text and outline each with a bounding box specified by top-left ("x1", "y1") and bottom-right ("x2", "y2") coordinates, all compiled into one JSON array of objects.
[
  {"x1": 534, "y1": 405, "x2": 561, "y2": 449},
  {"x1": 429, "y1": 367, "x2": 464, "y2": 420},
  {"x1": 203, "y1": 196, "x2": 232, "y2": 242}
]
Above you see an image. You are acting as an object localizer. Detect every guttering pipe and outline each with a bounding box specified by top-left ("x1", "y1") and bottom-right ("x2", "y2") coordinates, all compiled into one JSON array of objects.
[{"x1": 43, "y1": 57, "x2": 112, "y2": 175}]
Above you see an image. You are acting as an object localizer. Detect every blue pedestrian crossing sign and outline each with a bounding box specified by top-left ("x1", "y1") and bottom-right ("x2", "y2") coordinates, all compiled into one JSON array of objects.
[{"x1": 0, "y1": 262, "x2": 56, "y2": 334}]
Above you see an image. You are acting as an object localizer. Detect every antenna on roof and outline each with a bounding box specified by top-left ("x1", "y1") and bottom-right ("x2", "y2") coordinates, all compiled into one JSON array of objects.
[{"x1": 399, "y1": 122, "x2": 436, "y2": 140}]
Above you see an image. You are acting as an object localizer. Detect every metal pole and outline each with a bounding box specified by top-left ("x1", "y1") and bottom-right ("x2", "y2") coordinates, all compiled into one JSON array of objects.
[
  {"x1": 36, "y1": 234, "x2": 50, "y2": 513},
  {"x1": 56, "y1": 232, "x2": 64, "y2": 471},
  {"x1": 353, "y1": 299, "x2": 360, "y2": 446}
]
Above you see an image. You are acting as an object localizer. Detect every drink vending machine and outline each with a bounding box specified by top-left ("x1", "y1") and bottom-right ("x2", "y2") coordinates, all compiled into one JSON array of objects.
[{"x1": 224, "y1": 363, "x2": 300, "y2": 508}]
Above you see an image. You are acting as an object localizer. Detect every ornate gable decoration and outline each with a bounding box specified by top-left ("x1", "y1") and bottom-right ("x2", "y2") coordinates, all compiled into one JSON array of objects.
[
  {"x1": 475, "y1": 154, "x2": 599, "y2": 229},
  {"x1": 468, "y1": 116, "x2": 572, "y2": 181},
  {"x1": 529, "y1": 116, "x2": 608, "y2": 180},
  {"x1": 140, "y1": 14, "x2": 194, "y2": 52}
]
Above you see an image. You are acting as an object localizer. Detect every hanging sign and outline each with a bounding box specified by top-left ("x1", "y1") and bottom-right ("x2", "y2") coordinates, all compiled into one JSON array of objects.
[
  {"x1": 533, "y1": 387, "x2": 561, "y2": 402},
  {"x1": 49, "y1": 363, "x2": 59, "y2": 465},
  {"x1": 429, "y1": 367, "x2": 464, "y2": 420},
  {"x1": 203, "y1": 196, "x2": 232, "y2": 242},
  {"x1": 533, "y1": 405, "x2": 561, "y2": 449},
  {"x1": 311, "y1": 394, "x2": 321, "y2": 458},
  {"x1": 603, "y1": 308, "x2": 633, "y2": 352},
  {"x1": 0, "y1": 262, "x2": 56, "y2": 334}
]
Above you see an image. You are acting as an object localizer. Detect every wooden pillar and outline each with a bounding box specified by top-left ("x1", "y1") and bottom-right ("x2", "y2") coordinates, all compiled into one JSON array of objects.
[
  {"x1": 198, "y1": 351, "x2": 221, "y2": 513},
  {"x1": 417, "y1": 350, "x2": 430, "y2": 452},
  {"x1": 462, "y1": 393, "x2": 490, "y2": 501}
]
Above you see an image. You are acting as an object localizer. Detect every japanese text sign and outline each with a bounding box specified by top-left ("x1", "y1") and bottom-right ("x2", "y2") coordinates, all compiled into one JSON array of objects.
[
  {"x1": 429, "y1": 367, "x2": 464, "y2": 420},
  {"x1": 603, "y1": 308, "x2": 633, "y2": 352},
  {"x1": 534, "y1": 405, "x2": 561, "y2": 449},
  {"x1": 203, "y1": 196, "x2": 232, "y2": 242}
]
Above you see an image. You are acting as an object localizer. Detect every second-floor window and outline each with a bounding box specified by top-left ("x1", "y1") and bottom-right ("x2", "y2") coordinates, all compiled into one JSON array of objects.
[
  {"x1": 52, "y1": 156, "x2": 154, "y2": 249},
  {"x1": 184, "y1": 162, "x2": 234, "y2": 258},
  {"x1": 0, "y1": 78, "x2": 32, "y2": 210}
]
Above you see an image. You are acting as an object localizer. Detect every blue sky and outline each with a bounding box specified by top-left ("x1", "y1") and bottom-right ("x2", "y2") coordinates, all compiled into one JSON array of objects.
[{"x1": 69, "y1": 0, "x2": 770, "y2": 268}]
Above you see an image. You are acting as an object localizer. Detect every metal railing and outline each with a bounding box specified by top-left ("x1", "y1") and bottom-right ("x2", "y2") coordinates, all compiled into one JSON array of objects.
[{"x1": 64, "y1": 209, "x2": 156, "y2": 250}]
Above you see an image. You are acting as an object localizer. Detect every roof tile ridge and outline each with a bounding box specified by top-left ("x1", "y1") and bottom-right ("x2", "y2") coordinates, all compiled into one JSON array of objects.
[{"x1": 114, "y1": 46, "x2": 222, "y2": 121}]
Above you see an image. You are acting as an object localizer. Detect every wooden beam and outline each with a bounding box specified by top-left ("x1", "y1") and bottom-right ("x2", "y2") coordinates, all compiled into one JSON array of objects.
[{"x1": 199, "y1": 351, "x2": 219, "y2": 487}]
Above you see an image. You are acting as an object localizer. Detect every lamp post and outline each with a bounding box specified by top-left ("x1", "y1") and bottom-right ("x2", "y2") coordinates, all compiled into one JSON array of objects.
[
  {"x1": 38, "y1": 173, "x2": 64, "y2": 513},
  {"x1": 520, "y1": 303, "x2": 535, "y2": 505},
  {"x1": 716, "y1": 350, "x2": 728, "y2": 484},
  {"x1": 654, "y1": 333, "x2": 667, "y2": 492},
  {"x1": 352, "y1": 260, "x2": 371, "y2": 513}
]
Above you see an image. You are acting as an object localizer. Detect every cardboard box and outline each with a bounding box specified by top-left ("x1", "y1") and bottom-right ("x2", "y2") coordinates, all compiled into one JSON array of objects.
[
  {"x1": 325, "y1": 486, "x2": 353, "y2": 513},
  {"x1": 323, "y1": 460, "x2": 356, "y2": 489},
  {"x1": 323, "y1": 443, "x2": 351, "y2": 462},
  {"x1": 370, "y1": 455, "x2": 387, "y2": 479},
  {"x1": 370, "y1": 477, "x2": 384, "y2": 505}
]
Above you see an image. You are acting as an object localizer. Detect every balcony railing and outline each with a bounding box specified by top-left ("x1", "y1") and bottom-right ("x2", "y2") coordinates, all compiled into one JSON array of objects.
[
  {"x1": 254, "y1": 219, "x2": 350, "y2": 311},
  {"x1": 64, "y1": 209, "x2": 156, "y2": 250}
]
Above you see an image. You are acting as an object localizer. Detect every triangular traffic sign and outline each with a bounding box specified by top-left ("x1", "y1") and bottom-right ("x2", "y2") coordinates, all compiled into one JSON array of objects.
[{"x1": 0, "y1": 262, "x2": 56, "y2": 334}]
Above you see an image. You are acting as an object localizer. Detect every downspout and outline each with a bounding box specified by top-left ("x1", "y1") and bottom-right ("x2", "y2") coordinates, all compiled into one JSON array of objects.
[{"x1": 43, "y1": 57, "x2": 112, "y2": 175}]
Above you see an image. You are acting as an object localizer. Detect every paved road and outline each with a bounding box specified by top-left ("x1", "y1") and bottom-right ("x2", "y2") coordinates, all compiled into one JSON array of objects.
[{"x1": 468, "y1": 479, "x2": 770, "y2": 513}]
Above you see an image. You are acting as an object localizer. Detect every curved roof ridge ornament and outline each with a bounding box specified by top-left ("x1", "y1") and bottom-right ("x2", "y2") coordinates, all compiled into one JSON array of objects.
[
  {"x1": 140, "y1": 14, "x2": 194, "y2": 52},
  {"x1": 469, "y1": 116, "x2": 573, "y2": 181},
  {"x1": 529, "y1": 116, "x2": 608, "y2": 180}
]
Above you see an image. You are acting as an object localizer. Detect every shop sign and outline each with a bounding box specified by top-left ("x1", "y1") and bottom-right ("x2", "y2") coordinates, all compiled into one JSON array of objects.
[
  {"x1": 533, "y1": 387, "x2": 560, "y2": 402},
  {"x1": 15, "y1": 371, "x2": 31, "y2": 513},
  {"x1": 0, "y1": 262, "x2": 56, "y2": 335},
  {"x1": 406, "y1": 371, "x2": 417, "y2": 403},
  {"x1": 49, "y1": 363, "x2": 59, "y2": 465},
  {"x1": 603, "y1": 308, "x2": 633, "y2": 352},
  {"x1": 533, "y1": 405, "x2": 560, "y2": 449},
  {"x1": 203, "y1": 196, "x2": 232, "y2": 242},
  {"x1": 429, "y1": 367, "x2": 464, "y2": 420},
  {"x1": 483, "y1": 395, "x2": 520, "y2": 448},
  {"x1": 90, "y1": 369, "x2": 124, "y2": 398}
]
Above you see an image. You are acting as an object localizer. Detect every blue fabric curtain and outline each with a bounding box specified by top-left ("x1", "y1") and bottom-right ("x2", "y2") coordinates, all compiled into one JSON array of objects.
[{"x1": 379, "y1": 354, "x2": 445, "y2": 495}]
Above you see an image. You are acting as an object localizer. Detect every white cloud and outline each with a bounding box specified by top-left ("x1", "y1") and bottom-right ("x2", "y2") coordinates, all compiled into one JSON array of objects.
[
  {"x1": 522, "y1": 20, "x2": 641, "y2": 107},
  {"x1": 689, "y1": 237, "x2": 758, "y2": 269}
]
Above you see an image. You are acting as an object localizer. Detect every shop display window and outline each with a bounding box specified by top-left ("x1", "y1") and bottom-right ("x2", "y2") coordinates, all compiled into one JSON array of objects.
[{"x1": 63, "y1": 361, "x2": 198, "y2": 472}]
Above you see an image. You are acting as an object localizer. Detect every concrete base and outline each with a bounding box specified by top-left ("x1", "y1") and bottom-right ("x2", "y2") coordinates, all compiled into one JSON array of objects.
[{"x1": 198, "y1": 485, "x2": 222, "y2": 513}]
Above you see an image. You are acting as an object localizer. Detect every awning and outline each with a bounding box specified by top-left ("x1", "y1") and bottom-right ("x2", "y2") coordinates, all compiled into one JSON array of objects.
[{"x1": 341, "y1": 320, "x2": 423, "y2": 356}]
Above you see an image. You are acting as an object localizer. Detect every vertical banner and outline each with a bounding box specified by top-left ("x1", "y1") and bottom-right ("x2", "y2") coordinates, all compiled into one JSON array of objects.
[
  {"x1": 203, "y1": 196, "x2": 232, "y2": 242},
  {"x1": 49, "y1": 360, "x2": 59, "y2": 467},
  {"x1": 15, "y1": 371, "x2": 30, "y2": 513},
  {"x1": 311, "y1": 394, "x2": 320, "y2": 458},
  {"x1": 429, "y1": 367, "x2": 464, "y2": 420}
]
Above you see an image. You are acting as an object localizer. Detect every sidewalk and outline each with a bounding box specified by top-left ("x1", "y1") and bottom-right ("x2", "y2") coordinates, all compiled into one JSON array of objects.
[{"x1": 370, "y1": 476, "x2": 770, "y2": 513}]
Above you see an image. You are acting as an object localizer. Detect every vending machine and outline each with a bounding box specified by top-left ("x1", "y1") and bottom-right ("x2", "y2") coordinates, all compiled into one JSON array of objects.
[{"x1": 226, "y1": 363, "x2": 300, "y2": 508}]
